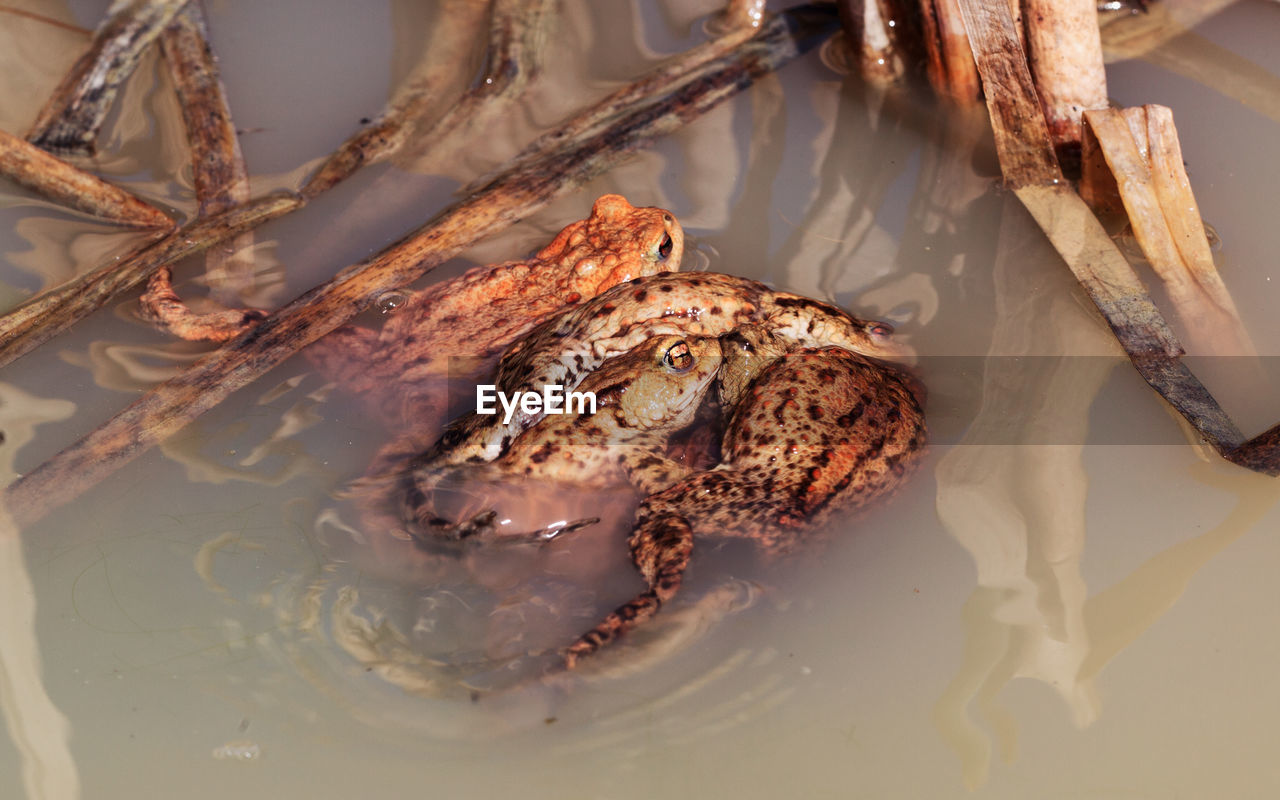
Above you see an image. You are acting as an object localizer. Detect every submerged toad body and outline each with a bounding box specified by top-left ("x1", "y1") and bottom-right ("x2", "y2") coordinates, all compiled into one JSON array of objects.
[
  {"x1": 309, "y1": 194, "x2": 684, "y2": 430},
  {"x1": 563, "y1": 326, "x2": 927, "y2": 667},
  {"x1": 400, "y1": 334, "x2": 722, "y2": 542}
]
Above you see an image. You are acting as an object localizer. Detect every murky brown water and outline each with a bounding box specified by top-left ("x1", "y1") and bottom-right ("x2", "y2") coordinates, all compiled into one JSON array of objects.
[{"x1": 3, "y1": 1, "x2": 1280, "y2": 798}]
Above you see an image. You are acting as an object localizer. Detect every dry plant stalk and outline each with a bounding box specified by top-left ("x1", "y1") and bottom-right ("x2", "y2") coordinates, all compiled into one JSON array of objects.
[
  {"x1": 836, "y1": 0, "x2": 905, "y2": 83},
  {"x1": 716, "y1": 0, "x2": 768, "y2": 31},
  {"x1": 919, "y1": 0, "x2": 982, "y2": 103},
  {"x1": 955, "y1": 0, "x2": 1277, "y2": 473},
  {"x1": 0, "y1": 127, "x2": 172, "y2": 227},
  {"x1": 300, "y1": 0, "x2": 491, "y2": 197},
  {"x1": 0, "y1": 192, "x2": 300, "y2": 368},
  {"x1": 141, "y1": 2, "x2": 259, "y2": 341},
  {"x1": 393, "y1": 0, "x2": 557, "y2": 173},
  {"x1": 5, "y1": 4, "x2": 841, "y2": 526},
  {"x1": 25, "y1": 0, "x2": 190, "y2": 155},
  {"x1": 1020, "y1": 0, "x2": 1107, "y2": 165},
  {"x1": 462, "y1": 3, "x2": 768, "y2": 195},
  {"x1": 1082, "y1": 106, "x2": 1255, "y2": 358}
]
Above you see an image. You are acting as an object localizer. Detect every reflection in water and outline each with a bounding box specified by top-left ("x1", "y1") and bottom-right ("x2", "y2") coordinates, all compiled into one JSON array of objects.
[
  {"x1": 1078, "y1": 460, "x2": 1280, "y2": 685},
  {"x1": 932, "y1": 194, "x2": 1279, "y2": 788},
  {"x1": 933, "y1": 194, "x2": 1121, "y2": 787},
  {"x1": 0, "y1": 384, "x2": 79, "y2": 800},
  {"x1": 159, "y1": 376, "x2": 330, "y2": 487},
  {"x1": 262, "y1": 500, "x2": 775, "y2": 745}
]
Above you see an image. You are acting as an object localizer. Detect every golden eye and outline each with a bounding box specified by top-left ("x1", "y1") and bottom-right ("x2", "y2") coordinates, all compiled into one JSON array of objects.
[
  {"x1": 657, "y1": 233, "x2": 673, "y2": 260},
  {"x1": 663, "y1": 341, "x2": 693, "y2": 371},
  {"x1": 867, "y1": 321, "x2": 894, "y2": 339}
]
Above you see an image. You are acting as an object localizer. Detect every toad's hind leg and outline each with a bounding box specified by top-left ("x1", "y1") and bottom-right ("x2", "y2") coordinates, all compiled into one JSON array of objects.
[{"x1": 564, "y1": 512, "x2": 693, "y2": 669}]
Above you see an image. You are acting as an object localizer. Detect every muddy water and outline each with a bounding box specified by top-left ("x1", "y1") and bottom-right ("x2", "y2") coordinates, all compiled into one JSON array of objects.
[{"x1": 2, "y1": 1, "x2": 1279, "y2": 798}]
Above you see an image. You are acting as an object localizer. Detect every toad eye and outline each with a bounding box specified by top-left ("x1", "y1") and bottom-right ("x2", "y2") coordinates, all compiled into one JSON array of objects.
[
  {"x1": 657, "y1": 233, "x2": 674, "y2": 260},
  {"x1": 866, "y1": 321, "x2": 894, "y2": 339},
  {"x1": 662, "y1": 341, "x2": 694, "y2": 372}
]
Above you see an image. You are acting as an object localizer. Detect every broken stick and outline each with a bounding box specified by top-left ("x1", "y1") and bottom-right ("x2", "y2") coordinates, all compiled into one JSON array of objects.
[
  {"x1": 25, "y1": 0, "x2": 191, "y2": 156},
  {"x1": 0, "y1": 127, "x2": 172, "y2": 228}
]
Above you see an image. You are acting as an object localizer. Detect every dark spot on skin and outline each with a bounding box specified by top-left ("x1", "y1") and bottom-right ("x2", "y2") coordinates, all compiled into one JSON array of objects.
[
  {"x1": 835, "y1": 467, "x2": 854, "y2": 489},
  {"x1": 709, "y1": 306, "x2": 722, "y2": 316},
  {"x1": 836, "y1": 401, "x2": 864, "y2": 427},
  {"x1": 660, "y1": 284, "x2": 674, "y2": 293},
  {"x1": 722, "y1": 330, "x2": 755, "y2": 353},
  {"x1": 530, "y1": 444, "x2": 554, "y2": 464},
  {"x1": 634, "y1": 290, "x2": 648, "y2": 302}
]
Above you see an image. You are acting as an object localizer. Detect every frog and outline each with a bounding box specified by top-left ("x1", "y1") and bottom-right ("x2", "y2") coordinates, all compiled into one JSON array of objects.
[
  {"x1": 309, "y1": 194, "x2": 685, "y2": 434},
  {"x1": 358, "y1": 334, "x2": 721, "y2": 544},
  {"x1": 561, "y1": 325, "x2": 927, "y2": 668},
  {"x1": 431, "y1": 270, "x2": 908, "y2": 468}
]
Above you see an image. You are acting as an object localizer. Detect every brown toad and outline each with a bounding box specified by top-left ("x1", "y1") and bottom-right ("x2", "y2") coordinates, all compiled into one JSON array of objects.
[
  {"x1": 563, "y1": 326, "x2": 926, "y2": 667},
  {"x1": 433, "y1": 271, "x2": 907, "y2": 466},
  {"x1": 368, "y1": 334, "x2": 721, "y2": 543},
  {"x1": 310, "y1": 194, "x2": 684, "y2": 434}
]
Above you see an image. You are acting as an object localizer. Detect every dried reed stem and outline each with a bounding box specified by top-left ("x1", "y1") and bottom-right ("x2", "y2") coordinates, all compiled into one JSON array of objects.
[
  {"x1": 0, "y1": 192, "x2": 301, "y2": 368},
  {"x1": 919, "y1": 0, "x2": 982, "y2": 103},
  {"x1": 1082, "y1": 106, "x2": 1255, "y2": 358},
  {"x1": 836, "y1": 0, "x2": 905, "y2": 83},
  {"x1": 1021, "y1": 0, "x2": 1107, "y2": 167},
  {"x1": 299, "y1": 0, "x2": 491, "y2": 198},
  {"x1": 374, "y1": 0, "x2": 556, "y2": 176},
  {"x1": 0, "y1": 127, "x2": 172, "y2": 227},
  {"x1": 140, "y1": 2, "x2": 258, "y2": 340},
  {"x1": 25, "y1": 0, "x2": 190, "y2": 155}
]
